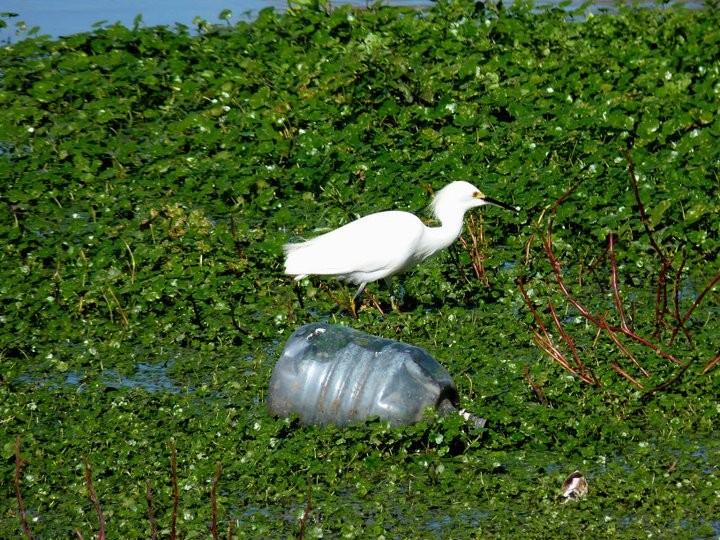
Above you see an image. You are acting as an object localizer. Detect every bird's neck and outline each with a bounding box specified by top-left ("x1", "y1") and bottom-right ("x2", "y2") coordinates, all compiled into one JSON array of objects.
[{"x1": 421, "y1": 212, "x2": 466, "y2": 257}]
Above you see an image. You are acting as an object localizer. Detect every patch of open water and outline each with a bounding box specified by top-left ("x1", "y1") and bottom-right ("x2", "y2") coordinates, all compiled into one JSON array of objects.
[{"x1": 2, "y1": 0, "x2": 705, "y2": 43}]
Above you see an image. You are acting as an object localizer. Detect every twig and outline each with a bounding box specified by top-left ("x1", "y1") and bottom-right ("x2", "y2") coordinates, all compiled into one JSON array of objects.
[
  {"x1": 673, "y1": 269, "x2": 720, "y2": 343},
  {"x1": 584, "y1": 239, "x2": 612, "y2": 292},
  {"x1": 643, "y1": 355, "x2": 696, "y2": 398},
  {"x1": 622, "y1": 149, "x2": 677, "y2": 334},
  {"x1": 670, "y1": 250, "x2": 693, "y2": 345},
  {"x1": 319, "y1": 282, "x2": 352, "y2": 315},
  {"x1": 531, "y1": 329, "x2": 597, "y2": 385},
  {"x1": 363, "y1": 289, "x2": 385, "y2": 316},
  {"x1": 701, "y1": 352, "x2": 720, "y2": 375},
  {"x1": 523, "y1": 154, "x2": 717, "y2": 392},
  {"x1": 146, "y1": 479, "x2": 158, "y2": 540},
  {"x1": 601, "y1": 319, "x2": 651, "y2": 377},
  {"x1": 459, "y1": 213, "x2": 489, "y2": 286},
  {"x1": 15, "y1": 437, "x2": 35, "y2": 540},
  {"x1": 547, "y1": 301, "x2": 592, "y2": 380},
  {"x1": 83, "y1": 457, "x2": 106, "y2": 540},
  {"x1": 297, "y1": 475, "x2": 313, "y2": 540},
  {"x1": 523, "y1": 366, "x2": 548, "y2": 405},
  {"x1": 610, "y1": 361, "x2": 643, "y2": 389},
  {"x1": 608, "y1": 233, "x2": 631, "y2": 333},
  {"x1": 518, "y1": 276, "x2": 598, "y2": 385},
  {"x1": 654, "y1": 257, "x2": 674, "y2": 337},
  {"x1": 516, "y1": 276, "x2": 551, "y2": 337},
  {"x1": 543, "y1": 230, "x2": 683, "y2": 369},
  {"x1": 622, "y1": 150, "x2": 664, "y2": 258}
]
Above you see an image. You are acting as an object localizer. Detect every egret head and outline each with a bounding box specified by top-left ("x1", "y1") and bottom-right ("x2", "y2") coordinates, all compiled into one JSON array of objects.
[{"x1": 430, "y1": 181, "x2": 518, "y2": 221}]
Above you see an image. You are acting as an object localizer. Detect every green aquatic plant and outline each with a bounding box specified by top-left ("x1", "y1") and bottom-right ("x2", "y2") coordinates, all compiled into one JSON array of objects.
[{"x1": 1, "y1": 0, "x2": 719, "y2": 537}]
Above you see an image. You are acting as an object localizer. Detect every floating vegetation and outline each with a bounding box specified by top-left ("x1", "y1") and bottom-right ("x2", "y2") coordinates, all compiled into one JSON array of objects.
[{"x1": 1, "y1": 0, "x2": 719, "y2": 537}]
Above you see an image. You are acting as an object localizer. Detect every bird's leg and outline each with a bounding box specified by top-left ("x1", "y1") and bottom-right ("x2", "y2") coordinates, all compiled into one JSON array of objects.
[
  {"x1": 383, "y1": 277, "x2": 401, "y2": 312},
  {"x1": 352, "y1": 282, "x2": 368, "y2": 300},
  {"x1": 292, "y1": 282, "x2": 305, "y2": 310},
  {"x1": 396, "y1": 283, "x2": 406, "y2": 306},
  {"x1": 349, "y1": 282, "x2": 367, "y2": 318}
]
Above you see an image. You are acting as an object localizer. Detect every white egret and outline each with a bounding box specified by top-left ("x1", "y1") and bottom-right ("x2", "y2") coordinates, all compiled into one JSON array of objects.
[{"x1": 284, "y1": 181, "x2": 518, "y2": 305}]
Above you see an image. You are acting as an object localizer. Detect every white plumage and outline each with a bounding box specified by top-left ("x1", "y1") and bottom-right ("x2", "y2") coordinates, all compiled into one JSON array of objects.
[{"x1": 284, "y1": 181, "x2": 517, "y2": 300}]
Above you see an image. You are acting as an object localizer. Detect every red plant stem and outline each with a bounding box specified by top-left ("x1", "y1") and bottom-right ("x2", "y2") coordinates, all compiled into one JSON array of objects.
[
  {"x1": 610, "y1": 361, "x2": 644, "y2": 389},
  {"x1": 644, "y1": 356, "x2": 696, "y2": 397},
  {"x1": 680, "y1": 269, "x2": 720, "y2": 328},
  {"x1": 544, "y1": 233, "x2": 684, "y2": 368},
  {"x1": 623, "y1": 149, "x2": 666, "y2": 259},
  {"x1": 670, "y1": 251, "x2": 693, "y2": 345},
  {"x1": 517, "y1": 277, "x2": 551, "y2": 337},
  {"x1": 532, "y1": 331, "x2": 569, "y2": 370},
  {"x1": 527, "y1": 158, "x2": 716, "y2": 391},
  {"x1": 602, "y1": 324, "x2": 651, "y2": 377},
  {"x1": 170, "y1": 442, "x2": 178, "y2": 540},
  {"x1": 586, "y1": 237, "x2": 611, "y2": 282},
  {"x1": 608, "y1": 233, "x2": 631, "y2": 333},
  {"x1": 319, "y1": 282, "x2": 342, "y2": 307},
  {"x1": 211, "y1": 462, "x2": 222, "y2": 540},
  {"x1": 146, "y1": 480, "x2": 157, "y2": 540},
  {"x1": 83, "y1": 458, "x2": 106, "y2": 540},
  {"x1": 15, "y1": 437, "x2": 35, "y2": 540},
  {"x1": 364, "y1": 290, "x2": 385, "y2": 316},
  {"x1": 622, "y1": 150, "x2": 677, "y2": 334},
  {"x1": 461, "y1": 213, "x2": 488, "y2": 283},
  {"x1": 593, "y1": 311, "x2": 645, "y2": 374},
  {"x1": 531, "y1": 330, "x2": 596, "y2": 385},
  {"x1": 601, "y1": 314, "x2": 685, "y2": 364},
  {"x1": 653, "y1": 258, "x2": 673, "y2": 336},
  {"x1": 543, "y1": 234, "x2": 601, "y2": 327},
  {"x1": 701, "y1": 352, "x2": 720, "y2": 375},
  {"x1": 523, "y1": 366, "x2": 549, "y2": 405},
  {"x1": 547, "y1": 301, "x2": 589, "y2": 377},
  {"x1": 519, "y1": 256, "x2": 598, "y2": 384},
  {"x1": 298, "y1": 476, "x2": 313, "y2": 540}
]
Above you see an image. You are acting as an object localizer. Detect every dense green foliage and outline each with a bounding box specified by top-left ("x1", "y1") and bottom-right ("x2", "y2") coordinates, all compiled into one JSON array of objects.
[{"x1": 1, "y1": 1, "x2": 719, "y2": 537}]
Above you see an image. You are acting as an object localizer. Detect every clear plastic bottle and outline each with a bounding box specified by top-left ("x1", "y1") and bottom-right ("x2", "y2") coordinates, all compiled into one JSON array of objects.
[{"x1": 268, "y1": 323, "x2": 486, "y2": 428}]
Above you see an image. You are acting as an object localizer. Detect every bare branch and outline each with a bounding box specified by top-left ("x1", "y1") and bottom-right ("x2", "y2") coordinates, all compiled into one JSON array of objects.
[{"x1": 83, "y1": 458, "x2": 106, "y2": 540}]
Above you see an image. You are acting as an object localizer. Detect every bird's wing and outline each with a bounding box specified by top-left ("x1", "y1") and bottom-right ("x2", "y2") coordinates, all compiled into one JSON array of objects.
[{"x1": 284, "y1": 211, "x2": 425, "y2": 282}]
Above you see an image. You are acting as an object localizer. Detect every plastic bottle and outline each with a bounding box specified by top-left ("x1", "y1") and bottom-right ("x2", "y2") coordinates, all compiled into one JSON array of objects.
[{"x1": 268, "y1": 323, "x2": 486, "y2": 428}]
